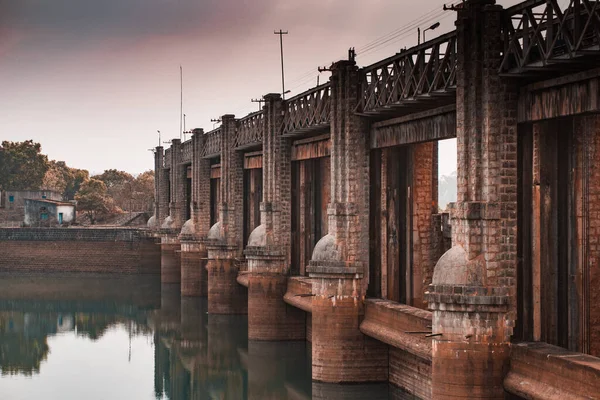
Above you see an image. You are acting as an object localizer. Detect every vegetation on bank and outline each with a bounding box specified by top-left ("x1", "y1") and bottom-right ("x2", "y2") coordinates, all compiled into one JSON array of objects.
[{"x1": 0, "y1": 140, "x2": 154, "y2": 224}]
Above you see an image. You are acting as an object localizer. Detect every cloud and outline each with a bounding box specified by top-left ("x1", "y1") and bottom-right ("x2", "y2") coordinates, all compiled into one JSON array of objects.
[{"x1": 3, "y1": 0, "x2": 273, "y2": 45}]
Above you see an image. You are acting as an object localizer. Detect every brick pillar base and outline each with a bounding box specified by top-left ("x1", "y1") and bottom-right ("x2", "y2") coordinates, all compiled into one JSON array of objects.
[
  {"x1": 206, "y1": 244, "x2": 247, "y2": 314},
  {"x1": 308, "y1": 264, "x2": 388, "y2": 383},
  {"x1": 180, "y1": 240, "x2": 208, "y2": 297},
  {"x1": 160, "y1": 234, "x2": 181, "y2": 284},
  {"x1": 427, "y1": 253, "x2": 511, "y2": 399},
  {"x1": 246, "y1": 248, "x2": 305, "y2": 341}
]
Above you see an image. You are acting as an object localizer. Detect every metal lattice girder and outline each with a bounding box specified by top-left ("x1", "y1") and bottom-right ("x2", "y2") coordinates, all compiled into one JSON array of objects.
[
  {"x1": 282, "y1": 83, "x2": 331, "y2": 135},
  {"x1": 181, "y1": 139, "x2": 193, "y2": 164},
  {"x1": 358, "y1": 31, "x2": 457, "y2": 114},
  {"x1": 500, "y1": 0, "x2": 600, "y2": 75},
  {"x1": 201, "y1": 128, "x2": 222, "y2": 158},
  {"x1": 234, "y1": 110, "x2": 264, "y2": 149},
  {"x1": 164, "y1": 148, "x2": 172, "y2": 168}
]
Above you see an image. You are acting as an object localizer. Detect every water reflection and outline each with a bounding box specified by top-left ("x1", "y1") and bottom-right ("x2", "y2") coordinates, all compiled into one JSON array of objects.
[{"x1": 0, "y1": 273, "x2": 414, "y2": 399}]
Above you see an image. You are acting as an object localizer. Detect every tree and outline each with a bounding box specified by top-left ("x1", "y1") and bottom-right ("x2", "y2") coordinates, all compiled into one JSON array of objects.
[
  {"x1": 130, "y1": 170, "x2": 155, "y2": 213},
  {"x1": 0, "y1": 140, "x2": 49, "y2": 191},
  {"x1": 92, "y1": 169, "x2": 135, "y2": 211},
  {"x1": 42, "y1": 161, "x2": 89, "y2": 200},
  {"x1": 75, "y1": 179, "x2": 114, "y2": 225},
  {"x1": 92, "y1": 169, "x2": 133, "y2": 189}
]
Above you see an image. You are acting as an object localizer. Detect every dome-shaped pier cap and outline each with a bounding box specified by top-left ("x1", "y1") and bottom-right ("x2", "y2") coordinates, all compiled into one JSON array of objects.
[
  {"x1": 161, "y1": 215, "x2": 174, "y2": 230},
  {"x1": 432, "y1": 245, "x2": 485, "y2": 287},
  {"x1": 180, "y1": 218, "x2": 195, "y2": 236},
  {"x1": 247, "y1": 224, "x2": 266, "y2": 247},
  {"x1": 207, "y1": 221, "x2": 222, "y2": 240},
  {"x1": 311, "y1": 233, "x2": 342, "y2": 262},
  {"x1": 147, "y1": 215, "x2": 158, "y2": 228}
]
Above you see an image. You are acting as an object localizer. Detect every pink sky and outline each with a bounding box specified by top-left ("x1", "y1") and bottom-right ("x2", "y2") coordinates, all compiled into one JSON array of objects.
[{"x1": 0, "y1": 0, "x2": 523, "y2": 175}]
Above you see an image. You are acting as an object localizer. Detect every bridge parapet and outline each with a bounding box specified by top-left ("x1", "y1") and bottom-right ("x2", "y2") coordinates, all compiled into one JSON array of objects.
[
  {"x1": 500, "y1": 0, "x2": 600, "y2": 76},
  {"x1": 358, "y1": 31, "x2": 457, "y2": 116},
  {"x1": 201, "y1": 128, "x2": 222, "y2": 158},
  {"x1": 282, "y1": 83, "x2": 331, "y2": 136},
  {"x1": 234, "y1": 110, "x2": 264, "y2": 149},
  {"x1": 181, "y1": 138, "x2": 193, "y2": 164},
  {"x1": 164, "y1": 147, "x2": 172, "y2": 169}
]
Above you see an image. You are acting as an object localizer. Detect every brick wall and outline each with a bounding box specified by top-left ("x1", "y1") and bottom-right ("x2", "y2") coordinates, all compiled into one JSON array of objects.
[
  {"x1": 220, "y1": 115, "x2": 244, "y2": 250},
  {"x1": 412, "y1": 142, "x2": 437, "y2": 308},
  {"x1": 193, "y1": 130, "x2": 212, "y2": 237},
  {"x1": 0, "y1": 228, "x2": 160, "y2": 274},
  {"x1": 584, "y1": 115, "x2": 600, "y2": 356}
]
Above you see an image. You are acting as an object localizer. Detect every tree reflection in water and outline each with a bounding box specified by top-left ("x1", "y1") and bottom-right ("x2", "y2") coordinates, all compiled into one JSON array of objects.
[{"x1": 0, "y1": 275, "x2": 416, "y2": 399}]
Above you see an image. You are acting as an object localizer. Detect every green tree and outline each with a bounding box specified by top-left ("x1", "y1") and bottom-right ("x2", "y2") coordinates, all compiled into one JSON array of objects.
[
  {"x1": 0, "y1": 140, "x2": 49, "y2": 191},
  {"x1": 75, "y1": 179, "x2": 114, "y2": 225}
]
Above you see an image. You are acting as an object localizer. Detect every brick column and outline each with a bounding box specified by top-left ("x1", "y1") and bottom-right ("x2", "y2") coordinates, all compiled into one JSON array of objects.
[
  {"x1": 426, "y1": 1, "x2": 517, "y2": 398},
  {"x1": 245, "y1": 94, "x2": 305, "y2": 340},
  {"x1": 168, "y1": 139, "x2": 186, "y2": 230},
  {"x1": 307, "y1": 58, "x2": 387, "y2": 383},
  {"x1": 180, "y1": 129, "x2": 211, "y2": 297},
  {"x1": 150, "y1": 146, "x2": 167, "y2": 228},
  {"x1": 160, "y1": 140, "x2": 182, "y2": 285},
  {"x1": 206, "y1": 115, "x2": 247, "y2": 314}
]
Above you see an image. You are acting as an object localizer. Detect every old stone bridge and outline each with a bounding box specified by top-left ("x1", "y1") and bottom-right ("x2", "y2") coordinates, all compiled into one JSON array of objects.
[{"x1": 150, "y1": 1, "x2": 600, "y2": 398}]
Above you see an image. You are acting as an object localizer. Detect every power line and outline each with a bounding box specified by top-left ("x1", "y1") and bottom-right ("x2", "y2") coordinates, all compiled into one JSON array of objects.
[{"x1": 283, "y1": 1, "x2": 459, "y2": 92}]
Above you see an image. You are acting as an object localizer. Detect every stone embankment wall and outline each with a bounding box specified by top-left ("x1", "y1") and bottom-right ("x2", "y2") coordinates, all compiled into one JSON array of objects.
[{"x1": 0, "y1": 228, "x2": 160, "y2": 274}]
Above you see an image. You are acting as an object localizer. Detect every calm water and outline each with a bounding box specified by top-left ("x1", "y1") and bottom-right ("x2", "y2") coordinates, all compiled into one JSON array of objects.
[{"x1": 0, "y1": 274, "x2": 414, "y2": 400}]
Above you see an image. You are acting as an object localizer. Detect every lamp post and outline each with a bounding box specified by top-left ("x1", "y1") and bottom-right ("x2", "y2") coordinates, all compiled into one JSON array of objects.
[{"x1": 422, "y1": 22, "x2": 441, "y2": 43}]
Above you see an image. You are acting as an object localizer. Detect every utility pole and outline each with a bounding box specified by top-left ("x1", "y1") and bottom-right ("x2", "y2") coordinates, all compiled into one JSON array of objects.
[
  {"x1": 251, "y1": 98, "x2": 264, "y2": 111},
  {"x1": 180, "y1": 65, "x2": 183, "y2": 141},
  {"x1": 274, "y1": 29, "x2": 289, "y2": 100}
]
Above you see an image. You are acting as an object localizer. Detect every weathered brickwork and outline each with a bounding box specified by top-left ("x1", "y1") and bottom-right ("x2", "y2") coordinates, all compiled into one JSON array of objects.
[
  {"x1": 205, "y1": 115, "x2": 248, "y2": 314},
  {"x1": 583, "y1": 116, "x2": 600, "y2": 357},
  {"x1": 427, "y1": 3, "x2": 517, "y2": 399},
  {"x1": 160, "y1": 239, "x2": 181, "y2": 284},
  {"x1": 0, "y1": 228, "x2": 160, "y2": 274},
  {"x1": 307, "y1": 59, "x2": 388, "y2": 383},
  {"x1": 180, "y1": 242, "x2": 207, "y2": 297},
  {"x1": 206, "y1": 256, "x2": 247, "y2": 314}
]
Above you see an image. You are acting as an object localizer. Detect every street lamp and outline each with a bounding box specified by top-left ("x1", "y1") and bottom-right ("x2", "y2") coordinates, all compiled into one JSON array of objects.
[{"x1": 422, "y1": 22, "x2": 441, "y2": 43}]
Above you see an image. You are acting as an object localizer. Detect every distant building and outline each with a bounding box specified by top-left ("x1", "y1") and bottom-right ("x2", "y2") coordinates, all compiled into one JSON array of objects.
[
  {"x1": 1, "y1": 190, "x2": 63, "y2": 210},
  {"x1": 24, "y1": 198, "x2": 76, "y2": 227}
]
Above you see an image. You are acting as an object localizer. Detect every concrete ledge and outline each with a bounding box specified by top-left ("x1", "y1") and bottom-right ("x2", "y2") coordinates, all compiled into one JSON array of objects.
[
  {"x1": 237, "y1": 272, "x2": 249, "y2": 288},
  {"x1": 504, "y1": 342, "x2": 600, "y2": 400},
  {"x1": 360, "y1": 299, "x2": 433, "y2": 361},
  {"x1": 283, "y1": 276, "x2": 313, "y2": 313}
]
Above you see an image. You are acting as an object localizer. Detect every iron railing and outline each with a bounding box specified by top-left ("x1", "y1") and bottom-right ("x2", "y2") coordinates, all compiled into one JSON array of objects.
[
  {"x1": 181, "y1": 138, "x2": 193, "y2": 164},
  {"x1": 500, "y1": 0, "x2": 600, "y2": 74},
  {"x1": 234, "y1": 111, "x2": 264, "y2": 148},
  {"x1": 282, "y1": 83, "x2": 331, "y2": 135},
  {"x1": 358, "y1": 31, "x2": 457, "y2": 114},
  {"x1": 164, "y1": 148, "x2": 172, "y2": 168},
  {"x1": 201, "y1": 128, "x2": 221, "y2": 158}
]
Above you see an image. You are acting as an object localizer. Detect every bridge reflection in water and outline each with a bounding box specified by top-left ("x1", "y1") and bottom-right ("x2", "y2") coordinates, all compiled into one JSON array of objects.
[{"x1": 0, "y1": 274, "x2": 416, "y2": 399}]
